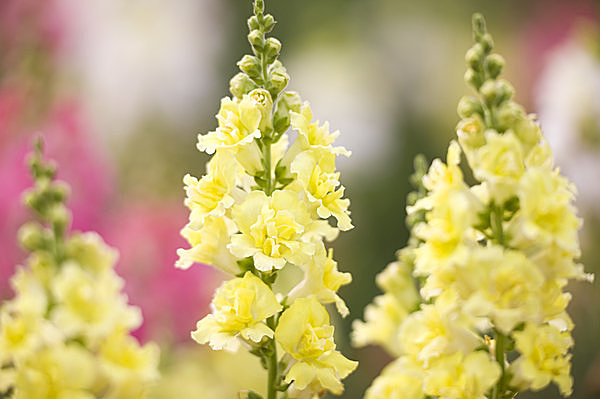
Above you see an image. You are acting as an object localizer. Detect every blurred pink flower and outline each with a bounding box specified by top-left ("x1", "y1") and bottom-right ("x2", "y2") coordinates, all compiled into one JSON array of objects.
[
  {"x1": 103, "y1": 202, "x2": 220, "y2": 344},
  {"x1": 0, "y1": 101, "x2": 114, "y2": 299}
]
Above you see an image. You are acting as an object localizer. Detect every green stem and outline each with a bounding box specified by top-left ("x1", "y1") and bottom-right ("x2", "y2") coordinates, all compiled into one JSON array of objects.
[
  {"x1": 266, "y1": 316, "x2": 278, "y2": 399},
  {"x1": 491, "y1": 204, "x2": 505, "y2": 246},
  {"x1": 264, "y1": 141, "x2": 272, "y2": 195},
  {"x1": 493, "y1": 331, "x2": 506, "y2": 399}
]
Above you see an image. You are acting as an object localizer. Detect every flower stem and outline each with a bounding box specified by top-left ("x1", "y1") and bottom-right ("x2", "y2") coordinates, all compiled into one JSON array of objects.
[
  {"x1": 266, "y1": 316, "x2": 278, "y2": 399},
  {"x1": 493, "y1": 330, "x2": 506, "y2": 399}
]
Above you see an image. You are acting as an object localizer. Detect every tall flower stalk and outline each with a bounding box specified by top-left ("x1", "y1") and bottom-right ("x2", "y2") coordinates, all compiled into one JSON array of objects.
[
  {"x1": 0, "y1": 140, "x2": 159, "y2": 399},
  {"x1": 354, "y1": 14, "x2": 593, "y2": 399},
  {"x1": 176, "y1": 1, "x2": 357, "y2": 397}
]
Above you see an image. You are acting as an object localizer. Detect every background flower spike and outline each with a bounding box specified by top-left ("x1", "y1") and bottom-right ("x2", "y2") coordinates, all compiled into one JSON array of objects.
[
  {"x1": 354, "y1": 13, "x2": 593, "y2": 399},
  {"x1": 0, "y1": 138, "x2": 160, "y2": 398}
]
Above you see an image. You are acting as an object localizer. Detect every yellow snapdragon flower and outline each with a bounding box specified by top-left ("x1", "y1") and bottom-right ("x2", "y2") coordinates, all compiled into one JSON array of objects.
[
  {"x1": 471, "y1": 130, "x2": 525, "y2": 203},
  {"x1": 422, "y1": 351, "x2": 500, "y2": 399},
  {"x1": 192, "y1": 272, "x2": 282, "y2": 351},
  {"x1": 65, "y1": 232, "x2": 119, "y2": 274},
  {"x1": 183, "y1": 151, "x2": 239, "y2": 228},
  {"x1": 14, "y1": 343, "x2": 96, "y2": 399},
  {"x1": 511, "y1": 322, "x2": 573, "y2": 395},
  {"x1": 288, "y1": 242, "x2": 352, "y2": 316},
  {"x1": 511, "y1": 167, "x2": 580, "y2": 254},
  {"x1": 50, "y1": 263, "x2": 142, "y2": 344},
  {"x1": 365, "y1": 356, "x2": 424, "y2": 399},
  {"x1": 229, "y1": 189, "x2": 336, "y2": 271},
  {"x1": 399, "y1": 294, "x2": 480, "y2": 366},
  {"x1": 176, "y1": 216, "x2": 239, "y2": 274},
  {"x1": 197, "y1": 94, "x2": 263, "y2": 155},
  {"x1": 290, "y1": 149, "x2": 353, "y2": 231},
  {"x1": 352, "y1": 294, "x2": 409, "y2": 357},
  {"x1": 99, "y1": 331, "x2": 160, "y2": 399},
  {"x1": 352, "y1": 260, "x2": 419, "y2": 356},
  {"x1": 275, "y1": 297, "x2": 357, "y2": 395},
  {"x1": 453, "y1": 246, "x2": 545, "y2": 334},
  {"x1": 291, "y1": 103, "x2": 350, "y2": 156}
]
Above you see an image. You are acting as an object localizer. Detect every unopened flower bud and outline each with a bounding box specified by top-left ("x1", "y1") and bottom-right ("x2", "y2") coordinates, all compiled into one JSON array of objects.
[
  {"x1": 480, "y1": 33, "x2": 494, "y2": 52},
  {"x1": 248, "y1": 16, "x2": 260, "y2": 31},
  {"x1": 248, "y1": 29, "x2": 264, "y2": 51},
  {"x1": 230, "y1": 73, "x2": 258, "y2": 98},
  {"x1": 238, "y1": 55, "x2": 262, "y2": 80},
  {"x1": 267, "y1": 61, "x2": 289, "y2": 97},
  {"x1": 457, "y1": 96, "x2": 483, "y2": 118},
  {"x1": 486, "y1": 53, "x2": 505, "y2": 79},
  {"x1": 495, "y1": 79, "x2": 514, "y2": 104},
  {"x1": 49, "y1": 204, "x2": 71, "y2": 236},
  {"x1": 465, "y1": 43, "x2": 484, "y2": 70},
  {"x1": 18, "y1": 222, "x2": 47, "y2": 251},
  {"x1": 480, "y1": 79, "x2": 498, "y2": 105},
  {"x1": 52, "y1": 181, "x2": 70, "y2": 203},
  {"x1": 464, "y1": 68, "x2": 482, "y2": 89},
  {"x1": 263, "y1": 38, "x2": 281, "y2": 64},
  {"x1": 261, "y1": 14, "x2": 276, "y2": 32}
]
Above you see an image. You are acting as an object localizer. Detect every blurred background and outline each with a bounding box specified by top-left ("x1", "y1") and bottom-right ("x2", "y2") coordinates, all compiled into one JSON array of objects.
[{"x1": 0, "y1": 0, "x2": 598, "y2": 398}]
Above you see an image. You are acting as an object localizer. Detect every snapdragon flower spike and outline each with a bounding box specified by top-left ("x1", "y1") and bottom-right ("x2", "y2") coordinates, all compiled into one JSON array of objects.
[
  {"x1": 0, "y1": 139, "x2": 159, "y2": 399},
  {"x1": 355, "y1": 14, "x2": 593, "y2": 399},
  {"x1": 176, "y1": 1, "x2": 356, "y2": 397}
]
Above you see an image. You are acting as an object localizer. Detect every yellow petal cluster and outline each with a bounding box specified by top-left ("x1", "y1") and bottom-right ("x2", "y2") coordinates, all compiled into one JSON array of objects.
[
  {"x1": 352, "y1": 258, "x2": 419, "y2": 356},
  {"x1": 275, "y1": 297, "x2": 357, "y2": 395},
  {"x1": 191, "y1": 272, "x2": 282, "y2": 351}
]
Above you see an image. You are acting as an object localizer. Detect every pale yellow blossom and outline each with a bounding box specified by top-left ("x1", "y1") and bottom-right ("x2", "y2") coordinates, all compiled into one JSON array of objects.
[
  {"x1": 192, "y1": 272, "x2": 282, "y2": 351},
  {"x1": 275, "y1": 297, "x2": 357, "y2": 395},
  {"x1": 229, "y1": 189, "x2": 336, "y2": 272},
  {"x1": 176, "y1": 216, "x2": 239, "y2": 274},
  {"x1": 290, "y1": 149, "x2": 352, "y2": 231},
  {"x1": 511, "y1": 322, "x2": 573, "y2": 395}
]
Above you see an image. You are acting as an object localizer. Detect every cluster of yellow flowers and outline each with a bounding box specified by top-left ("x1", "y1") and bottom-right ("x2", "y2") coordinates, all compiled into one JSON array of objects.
[
  {"x1": 354, "y1": 14, "x2": 593, "y2": 399},
  {"x1": 0, "y1": 142, "x2": 159, "y2": 399},
  {"x1": 175, "y1": 1, "x2": 356, "y2": 397}
]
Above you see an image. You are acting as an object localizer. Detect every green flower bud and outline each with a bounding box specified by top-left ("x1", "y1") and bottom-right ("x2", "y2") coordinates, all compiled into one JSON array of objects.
[
  {"x1": 238, "y1": 55, "x2": 262, "y2": 81},
  {"x1": 496, "y1": 79, "x2": 515, "y2": 104},
  {"x1": 261, "y1": 14, "x2": 276, "y2": 33},
  {"x1": 230, "y1": 72, "x2": 259, "y2": 98},
  {"x1": 248, "y1": 29, "x2": 264, "y2": 51},
  {"x1": 486, "y1": 53, "x2": 505, "y2": 79},
  {"x1": 248, "y1": 16, "x2": 260, "y2": 31},
  {"x1": 465, "y1": 43, "x2": 484, "y2": 70},
  {"x1": 266, "y1": 61, "x2": 289, "y2": 97},
  {"x1": 457, "y1": 96, "x2": 483, "y2": 118},
  {"x1": 263, "y1": 38, "x2": 281, "y2": 64},
  {"x1": 480, "y1": 79, "x2": 498, "y2": 105},
  {"x1": 49, "y1": 204, "x2": 71, "y2": 237},
  {"x1": 496, "y1": 101, "x2": 525, "y2": 131},
  {"x1": 18, "y1": 221, "x2": 48, "y2": 251},
  {"x1": 52, "y1": 181, "x2": 70, "y2": 203},
  {"x1": 273, "y1": 91, "x2": 302, "y2": 134},
  {"x1": 464, "y1": 68, "x2": 482, "y2": 89},
  {"x1": 480, "y1": 33, "x2": 494, "y2": 53}
]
